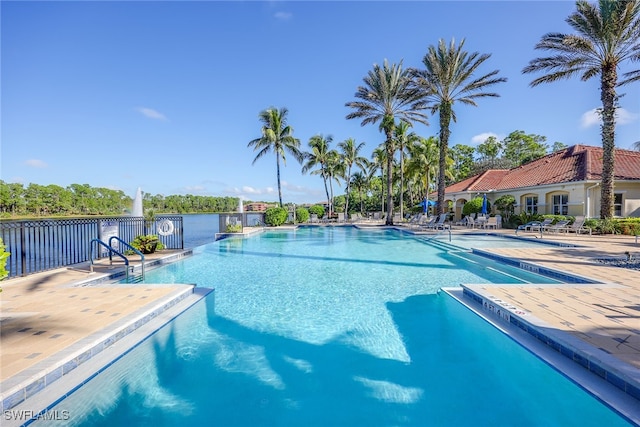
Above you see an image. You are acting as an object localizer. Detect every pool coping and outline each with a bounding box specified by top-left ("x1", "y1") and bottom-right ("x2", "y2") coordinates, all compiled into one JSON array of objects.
[
  {"x1": 443, "y1": 286, "x2": 640, "y2": 425},
  {"x1": 0, "y1": 284, "x2": 199, "y2": 416}
]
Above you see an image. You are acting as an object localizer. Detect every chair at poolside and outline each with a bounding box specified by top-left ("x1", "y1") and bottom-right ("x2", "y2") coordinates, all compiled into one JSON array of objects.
[
  {"x1": 543, "y1": 219, "x2": 570, "y2": 233},
  {"x1": 414, "y1": 215, "x2": 435, "y2": 229},
  {"x1": 424, "y1": 213, "x2": 449, "y2": 230},
  {"x1": 564, "y1": 216, "x2": 592, "y2": 235},
  {"x1": 483, "y1": 216, "x2": 498, "y2": 229},
  {"x1": 337, "y1": 213, "x2": 345, "y2": 223},
  {"x1": 529, "y1": 218, "x2": 553, "y2": 232},
  {"x1": 310, "y1": 214, "x2": 319, "y2": 224}
]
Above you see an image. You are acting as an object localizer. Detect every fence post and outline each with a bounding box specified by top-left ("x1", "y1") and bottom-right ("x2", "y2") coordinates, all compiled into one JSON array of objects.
[{"x1": 20, "y1": 223, "x2": 27, "y2": 277}]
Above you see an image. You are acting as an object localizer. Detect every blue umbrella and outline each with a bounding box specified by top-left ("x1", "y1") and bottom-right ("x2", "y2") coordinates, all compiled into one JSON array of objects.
[{"x1": 481, "y1": 194, "x2": 488, "y2": 215}]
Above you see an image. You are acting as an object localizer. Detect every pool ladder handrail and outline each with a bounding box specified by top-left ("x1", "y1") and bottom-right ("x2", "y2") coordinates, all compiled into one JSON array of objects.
[
  {"x1": 88, "y1": 238, "x2": 145, "y2": 282},
  {"x1": 425, "y1": 226, "x2": 452, "y2": 242},
  {"x1": 108, "y1": 236, "x2": 145, "y2": 281}
]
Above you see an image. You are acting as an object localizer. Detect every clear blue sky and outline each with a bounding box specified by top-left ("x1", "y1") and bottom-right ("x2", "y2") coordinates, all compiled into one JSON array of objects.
[{"x1": 2, "y1": 1, "x2": 639, "y2": 205}]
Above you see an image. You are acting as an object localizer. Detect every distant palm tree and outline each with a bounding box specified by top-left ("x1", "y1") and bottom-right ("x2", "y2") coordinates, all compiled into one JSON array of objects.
[
  {"x1": 411, "y1": 39, "x2": 506, "y2": 215},
  {"x1": 523, "y1": 0, "x2": 640, "y2": 218},
  {"x1": 370, "y1": 146, "x2": 388, "y2": 214},
  {"x1": 406, "y1": 136, "x2": 440, "y2": 210},
  {"x1": 346, "y1": 59, "x2": 429, "y2": 225},
  {"x1": 248, "y1": 107, "x2": 303, "y2": 207},
  {"x1": 338, "y1": 138, "x2": 368, "y2": 215},
  {"x1": 633, "y1": 141, "x2": 640, "y2": 151},
  {"x1": 393, "y1": 122, "x2": 419, "y2": 220},
  {"x1": 324, "y1": 150, "x2": 345, "y2": 216},
  {"x1": 303, "y1": 134, "x2": 334, "y2": 213},
  {"x1": 350, "y1": 171, "x2": 368, "y2": 214}
]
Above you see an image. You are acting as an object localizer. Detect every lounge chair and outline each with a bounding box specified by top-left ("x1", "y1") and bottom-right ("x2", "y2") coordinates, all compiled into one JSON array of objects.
[
  {"x1": 530, "y1": 218, "x2": 554, "y2": 232},
  {"x1": 483, "y1": 216, "x2": 498, "y2": 229},
  {"x1": 424, "y1": 213, "x2": 449, "y2": 230},
  {"x1": 564, "y1": 216, "x2": 592, "y2": 235},
  {"x1": 544, "y1": 219, "x2": 570, "y2": 233},
  {"x1": 337, "y1": 213, "x2": 345, "y2": 223},
  {"x1": 309, "y1": 214, "x2": 319, "y2": 224}
]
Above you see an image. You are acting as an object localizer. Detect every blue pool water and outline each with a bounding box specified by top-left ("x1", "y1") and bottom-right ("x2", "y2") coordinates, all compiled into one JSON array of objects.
[{"x1": 35, "y1": 227, "x2": 632, "y2": 426}]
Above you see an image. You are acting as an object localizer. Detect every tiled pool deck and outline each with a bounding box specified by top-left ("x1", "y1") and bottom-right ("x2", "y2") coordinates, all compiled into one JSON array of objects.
[{"x1": 1, "y1": 227, "x2": 639, "y2": 423}]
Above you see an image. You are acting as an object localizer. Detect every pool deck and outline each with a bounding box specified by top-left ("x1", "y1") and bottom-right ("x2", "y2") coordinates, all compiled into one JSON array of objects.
[{"x1": 1, "y1": 226, "x2": 640, "y2": 421}]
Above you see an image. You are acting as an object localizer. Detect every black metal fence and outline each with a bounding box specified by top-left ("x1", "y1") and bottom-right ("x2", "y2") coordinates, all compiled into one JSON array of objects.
[{"x1": 0, "y1": 216, "x2": 183, "y2": 278}]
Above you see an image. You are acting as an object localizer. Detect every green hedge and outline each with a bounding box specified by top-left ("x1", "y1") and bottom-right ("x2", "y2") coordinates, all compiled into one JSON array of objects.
[{"x1": 264, "y1": 207, "x2": 288, "y2": 226}]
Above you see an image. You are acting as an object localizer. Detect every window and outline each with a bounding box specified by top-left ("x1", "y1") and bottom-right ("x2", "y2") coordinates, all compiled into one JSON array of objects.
[
  {"x1": 614, "y1": 193, "x2": 623, "y2": 217},
  {"x1": 524, "y1": 196, "x2": 538, "y2": 214},
  {"x1": 552, "y1": 194, "x2": 568, "y2": 215}
]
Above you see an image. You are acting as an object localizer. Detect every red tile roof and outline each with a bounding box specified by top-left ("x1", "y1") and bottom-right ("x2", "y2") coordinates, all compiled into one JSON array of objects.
[{"x1": 447, "y1": 145, "x2": 640, "y2": 193}]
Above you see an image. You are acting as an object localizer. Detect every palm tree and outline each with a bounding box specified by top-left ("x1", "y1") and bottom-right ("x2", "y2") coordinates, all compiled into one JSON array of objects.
[
  {"x1": 303, "y1": 134, "x2": 334, "y2": 213},
  {"x1": 338, "y1": 138, "x2": 368, "y2": 216},
  {"x1": 324, "y1": 150, "x2": 345, "y2": 216},
  {"x1": 393, "y1": 122, "x2": 420, "y2": 220},
  {"x1": 633, "y1": 141, "x2": 640, "y2": 151},
  {"x1": 370, "y1": 146, "x2": 388, "y2": 214},
  {"x1": 248, "y1": 107, "x2": 303, "y2": 207},
  {"x1": 350, "y1": 171, "x2": 369, "y2": 214},
  {"x1": 411, "y1": 39, "x2": 506, "y2": 215},
  {"x1": 346, "y1": 59, "x2": 429, "y2": 225},
  {"x1": 522, "y1": 0, "x2": 640, "y2": 219},
  {"x1": 406, "y1": 136, "x2": 440, "y2": 211}
]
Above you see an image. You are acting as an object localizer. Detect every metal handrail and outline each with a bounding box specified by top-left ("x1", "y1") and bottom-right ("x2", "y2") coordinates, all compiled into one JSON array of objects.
[
  {"x1": 89, "y1": 239, "x2": 130, "y2": 281},
  {"x1": 108, "y1": 236, "x2": 145, "y2": 280}
]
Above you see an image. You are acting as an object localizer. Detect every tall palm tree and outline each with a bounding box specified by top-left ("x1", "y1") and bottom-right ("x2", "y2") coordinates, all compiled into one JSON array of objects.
[
  {"x1": 411, "y1": 39, "x2": 506, "y2": 215},
  {"x1": 393, "y1": 122, "x2": 420, "y2": 220},
  {"x1": 338, "y1": 138, "x2": 368, "y2": 215},
  {"x1": 522, "y1": 0, "x2": 640, "y2": 219},
  {"x1": 346, "y1": 59, "x2": 429, "y2": 225},
  {"x1": 303, "y1": 134, "x2": 334, "y2": 213},
  {"x1": 248, "y1": 107, "x2": 303, "y2": 207}
]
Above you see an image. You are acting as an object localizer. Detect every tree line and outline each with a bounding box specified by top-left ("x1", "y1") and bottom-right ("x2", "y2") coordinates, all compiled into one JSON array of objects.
[
  {"x1": 248, "y1": 1, "x2": 639, "y2": 224},
  {"x1": 0, "y1": 181, "x2": 240, "y2": 218}
]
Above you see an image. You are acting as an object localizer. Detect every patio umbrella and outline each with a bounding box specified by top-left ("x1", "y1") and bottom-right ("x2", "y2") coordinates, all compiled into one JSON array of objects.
[{"x1": 481, "y1": 193, "x2": 488, "y2": 215}]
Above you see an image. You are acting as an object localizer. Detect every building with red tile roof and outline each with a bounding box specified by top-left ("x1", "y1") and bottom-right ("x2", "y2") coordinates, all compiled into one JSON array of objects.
[{"x1": 444, "y1": 145, "x2": 640, "y2": 220}]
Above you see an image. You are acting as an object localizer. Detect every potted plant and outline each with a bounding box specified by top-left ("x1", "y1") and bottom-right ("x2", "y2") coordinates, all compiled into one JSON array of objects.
[{"x1": 130, "y1": 234, "x2": 164, "y2": 254}]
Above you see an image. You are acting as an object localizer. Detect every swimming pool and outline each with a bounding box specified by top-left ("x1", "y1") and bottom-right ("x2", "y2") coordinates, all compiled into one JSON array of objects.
[{"x1": 33, "y1": 227, "x2": 633, "y2": 426}]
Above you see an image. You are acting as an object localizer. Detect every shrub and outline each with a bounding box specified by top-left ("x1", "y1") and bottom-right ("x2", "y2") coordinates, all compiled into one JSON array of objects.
[
  {"x1": 225, "y1": 223, "x2": 243, "y2": 233},
  {"x1": 462, "y1": 197, "x2": 491, "y2": 216},
  {"x1": 295, "y1": 207, "x2": 309, "y2": 223},
  {"x1": 130, "y1": 234, "x2": 164, "y2": 254},
  {"x1": 264, "y1": 207, "x2": 288, "y2": 226},
  {"x1": 0, "y1": 237, "x2": 10, "y2": 282},
  {"x1": 308, "y1": 205, "x2": 325, "y2": 217},
  {"x1": 493, "y1": 195, "x2": 515, "y2": 218}
]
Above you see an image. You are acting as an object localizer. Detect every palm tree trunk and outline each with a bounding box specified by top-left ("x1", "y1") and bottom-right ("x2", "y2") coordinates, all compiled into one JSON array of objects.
[
  {"x1": 322, "y1": 173, "x2": 331, "y2": 216},
  {"x1": 399, "y1": 150, "x2": 404, "y2": 220},
  {"x1": 437, "y1": 104, "x2": 452, "y2": 216},
  {"x1": 276, "y1": 156, "x2": 283, "y2": 207},
  {"x1": 385, "y1": 131, "x2": 394, "y2": 225},
  {"x1": 599, "y1": 65, "x2": 617, "y2": 219},
  {"x1": 345, "y1": 165, "x2": 352, "y2": 215}
]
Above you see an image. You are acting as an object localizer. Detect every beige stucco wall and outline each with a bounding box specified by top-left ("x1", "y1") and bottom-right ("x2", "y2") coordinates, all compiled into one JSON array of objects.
[{"x1": 447, "y1": 181, "x2": 640, "y2": 219}]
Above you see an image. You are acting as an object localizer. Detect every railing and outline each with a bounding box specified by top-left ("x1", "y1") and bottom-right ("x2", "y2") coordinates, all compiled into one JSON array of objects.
[
  {"x1": 89, "y1": 239, "x2": 131, "y2": 282},
  {"x1": 0, "y1": 215, "x2": 183, "y2": 278},
  {"x1": 109, "y1": 236, "x2": 145, "y2": 280}
]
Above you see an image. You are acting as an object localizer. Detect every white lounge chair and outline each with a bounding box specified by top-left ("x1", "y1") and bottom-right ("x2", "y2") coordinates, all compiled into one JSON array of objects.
[{"x1": 564, "y1": 216, "x2": 592, "y2": 235}]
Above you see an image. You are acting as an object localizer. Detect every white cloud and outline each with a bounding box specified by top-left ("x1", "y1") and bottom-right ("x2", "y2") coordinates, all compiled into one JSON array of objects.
[
  {"x1": 580, "y1": 107, "x2": 638, "y2": 128},
  {"x1": 616, "y1": 108, "x2": 639, "y2": 125},
  {"x1": 25, "y1": 159, "x2": 48, "y2": 168},
  {"x1": 136, "y1": 107, "x2": 167, "y2": 121},
  {"x1": 184, "y1": 185, "x2": 206, "y2": 193},
  {"x1": 580, "y1": 109, "x2": 600, "y2": 128},
  {"x1": 470, "y1": 132, "x2": 500, "y2": 145},
  {"x1": 274, "y1": 11, "x2": 292, "y2": 20}
]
